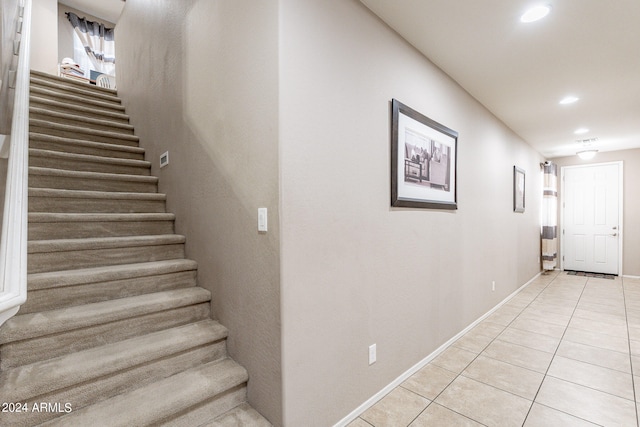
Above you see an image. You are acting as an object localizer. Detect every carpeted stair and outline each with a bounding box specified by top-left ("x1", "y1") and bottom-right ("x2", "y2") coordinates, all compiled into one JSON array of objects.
[{"x1": 0, "y1": 70, "x2": 271, "y2": 427}]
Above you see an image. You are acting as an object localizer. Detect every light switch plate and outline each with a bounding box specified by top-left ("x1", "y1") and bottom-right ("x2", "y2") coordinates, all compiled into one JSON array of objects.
[{"x1": 258, "y1": 208, "x2": 268, "y2": 232}]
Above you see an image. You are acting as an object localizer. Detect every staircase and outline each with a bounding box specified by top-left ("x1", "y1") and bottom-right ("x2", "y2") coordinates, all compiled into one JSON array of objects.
[{"x1": 0, "y1": 71, "x2": 271, "y2": 427}]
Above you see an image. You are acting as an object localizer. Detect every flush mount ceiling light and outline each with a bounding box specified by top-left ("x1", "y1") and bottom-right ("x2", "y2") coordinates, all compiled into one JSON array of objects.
[
  {"x1": 574, "y1": 128, "x2": 589, "y2": 135},
  {"x1": 576, "y1": 138, "x2": 598, "y2": 160},
  {"x1": 520, "y1": 5, "x2": 551, "y2": 23},
  {"x1": 559, "y1": 95, "x2": 579, "y2": 105},
  {"x1": 577, "y1": 150, "x2": 598, "y2": 160}
]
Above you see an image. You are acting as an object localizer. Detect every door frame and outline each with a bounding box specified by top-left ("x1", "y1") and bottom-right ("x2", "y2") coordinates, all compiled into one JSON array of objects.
[{"x1": 560, "y1": 161, "x2": 624, "y2": 275}]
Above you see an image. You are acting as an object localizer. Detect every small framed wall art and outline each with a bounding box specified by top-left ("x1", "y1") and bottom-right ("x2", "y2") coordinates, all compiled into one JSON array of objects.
[
  {"x1": 391, "y1": 99, "x2": 458, "y2": 209},
  {"x1": 513, "y1": 166, "x2": 525, "y2": 212}
]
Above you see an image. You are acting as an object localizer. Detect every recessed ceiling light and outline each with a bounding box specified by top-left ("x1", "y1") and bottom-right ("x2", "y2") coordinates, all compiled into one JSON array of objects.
[
  {"x1": 520, "y1": 5, "x2": 551, "y2": 23},
  {"x1": 574, "y1": 128, "x2": 589, "y2": 135},
  {"x1": 559, "y1": 96, "x2": 579, "y2": 105}
]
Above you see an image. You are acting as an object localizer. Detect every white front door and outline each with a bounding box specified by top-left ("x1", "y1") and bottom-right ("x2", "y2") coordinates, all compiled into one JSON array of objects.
[{"x1": 562, "y1": 163, "x2": 621, "y2": 275}]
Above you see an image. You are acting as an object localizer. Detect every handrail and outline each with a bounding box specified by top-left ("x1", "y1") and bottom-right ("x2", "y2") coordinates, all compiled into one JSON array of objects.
[{"x1": 0, "y1": 0, "x2": 31, "y2": 327}]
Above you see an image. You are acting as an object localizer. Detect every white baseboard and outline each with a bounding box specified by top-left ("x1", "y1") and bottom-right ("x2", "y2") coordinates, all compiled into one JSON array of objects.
[
  {"x1": 623, "y1": 275, "x2": 640, "y2": 280},
  {"x1": 333, "y1": 271, "x2": 543, "y2": 427}
]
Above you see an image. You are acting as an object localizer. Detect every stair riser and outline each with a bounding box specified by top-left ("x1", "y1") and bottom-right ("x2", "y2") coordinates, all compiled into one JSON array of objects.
[
  {"x1": 29, "y1": 196, "x2": 166, "y2": 213},
  {"x1": 28, "y1": 244, "x2": 185, "y2": 273},
  {"x1": 29, "y1": 220, "x2": 175, "y2": 240},
  {"x1": 30, "y1": 81, "x2": 122, "y2": 105},
  {"x1": 29, "y1": 174, "x2": 157, "y2": 193},
  {"x1": 30, "y1": 98, "x2": 130, "y2": 124},
  {"x1": 29, "y1": 155, "x2": 150, "y2": 176},
  {"x1": 30, "y1": 124, "x2": 139, "y2": 147},
  {"x1": 30, "y1": 111, "x2": 134, "y2": 135},
  {"x1": 30, "y1": 87, "x2": 124, "y2": 112},
  {"x1": 21, "y1": 270, "x2": 197, "y2": 314},
  {"x1": 1, "y1": 343, "x2": 227, "y2": 427},
  {"x1": 29, "y1": 138, "x2": 145, "y2": 160},
  {"x1": 159, "y1": 385, "x2": 248, "y2": 427},
  {"x1": 1, "y1": 302, "x2": 210, "y2": 368}
]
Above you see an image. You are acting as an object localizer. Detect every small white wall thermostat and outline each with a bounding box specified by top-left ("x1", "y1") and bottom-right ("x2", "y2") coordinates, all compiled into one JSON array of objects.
[
  {"x1": 160, "y1": 151, "x2": 169, "y2": 168},
  {"x1": 258, "y1": 208, "x2": 268, "y2": 232}
]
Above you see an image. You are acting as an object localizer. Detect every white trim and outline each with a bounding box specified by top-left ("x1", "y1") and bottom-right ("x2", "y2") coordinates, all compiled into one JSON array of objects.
[
  {"x1": 560, "y1": 161, "x2": 624, "y2": 276},
  {"x1": 333, "y1": 271, "x2": 543, "y2": 427},
  {"x1": 623, "y1": 275, "x2": 640, "y2": 280},
  {"x1": 0, "y1": 0, "x2": 31, "y2": 326}
]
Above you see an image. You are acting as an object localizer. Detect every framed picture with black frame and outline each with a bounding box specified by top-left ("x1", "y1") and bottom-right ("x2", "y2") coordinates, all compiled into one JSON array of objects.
[
  {"x1": 391, "y1": 99, "x2": 458, "y2": 209},
  {"x1": 513, "y1": 166, "x2": 525, "y2": 212}
]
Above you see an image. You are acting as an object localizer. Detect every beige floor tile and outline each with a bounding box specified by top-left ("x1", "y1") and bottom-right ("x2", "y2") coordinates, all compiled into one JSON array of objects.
[
  {"x1": 462, "y1": 355, "x2": 544, "y2": 400},
  {"x1": 528, "y1": 300, "x2": 576, "y2": 316},
  {"x1": 401, "y1": 363, "x2": 457, "y2": 401},
  {"x1": 635, "y1": 375, "x2": 640, "y2": 402},
  {"x1": 510, "y1": 316, "x2": 567, "y2": 339},
  {"x1": 556, "y1": 340, "x2": 631, "y2": 373},
  {"x1": 547, "y1": 355, "x2": 634, "y2": 400},
  {"x1": 409, "y1": 403, "x2": 482, "y2": 427},
  {"x1": 469, "y1": 321, "x2": 506, "y2": 339},
  {"x1": 435, "y1": 376, "x2": 532, "y2": 426},
  {"x1": 361, "y1": 387, "x2": 429, "y2": 427},
  {"x1": 631, "y1": 339, "x2": 640, "y2": 356},
  {"x1": 482, "y1": 339, "x2": 553, "y2": 373},
  {"x1": 518, "y1": 307, "x2": 571, "y2": 327},
  {"x1": 572, "y1": 307, "x2": 626, "y2": 325},
  {"x1": 524, "y1": 403, "x2": 600, "y2": 427},
  {"x1": 347, "y1": 417, "x2": 374, "y2": 427},
  {"x1": 484, "y1": 309, "x2": 519, "y2": 326},
  {"x1": 563, "y1": 326, "x2": 630, "y2": 354},
  {"x1": 569, "y1": 316, "x2": 628, "y2": 339},
  {"x1": 632, "y1": 355, "x2": 640, "y2": 376},
  {"x1": 452, "y1": 331, "x2": 494, "y2": 353},
  {"x1": 431, "y1": 346, "x2": 477, "y2": 374},
  {"x1": 498, "y1": 327, "x2": 560, "y2": 353},
  {"x1": 577, "y1": 300, "x2": 626, "y2": 317},
  {"x1": 535, "y1": 376, "x2": 637, "y2": 426}
]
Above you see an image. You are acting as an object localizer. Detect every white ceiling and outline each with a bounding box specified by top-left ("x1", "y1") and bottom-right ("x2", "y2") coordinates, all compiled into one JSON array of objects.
[
  {"x1": 59, "y1": 1, "x2": 639, "y2": 159},
  {"x1": 360, "y1": 0, "x2": 640, "y2": 158},
  {"x1": 58, "y1": 0, "x2": 124, "y2": 24}
]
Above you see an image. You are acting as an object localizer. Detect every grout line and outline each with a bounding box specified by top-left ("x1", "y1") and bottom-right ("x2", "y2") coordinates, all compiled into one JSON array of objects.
[
  {"x1": 621, "y1": 276, "x2": 640, "y2": 427},
  {"x1": 521, "y1": 272, "x2": 589, "y2": 426}
]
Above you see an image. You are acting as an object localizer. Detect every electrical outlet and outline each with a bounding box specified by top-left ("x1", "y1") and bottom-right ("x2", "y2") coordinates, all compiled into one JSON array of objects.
[
  {"x1": 368, "y1": 344, "x2": 377, "y2": 365},
  {"x1": 492, "y1": 281, "x2": 496, "y2": 291}
]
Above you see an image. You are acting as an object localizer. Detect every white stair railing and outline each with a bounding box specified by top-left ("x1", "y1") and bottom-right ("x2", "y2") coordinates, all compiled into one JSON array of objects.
[{"x1": 0, "y1": 0, "x2": 31, "y2": 327}]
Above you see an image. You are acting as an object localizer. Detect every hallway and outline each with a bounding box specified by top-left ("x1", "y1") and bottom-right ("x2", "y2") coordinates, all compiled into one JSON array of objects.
[{"x1": 350, "y1": 271, "x2": 640, "y2": 426}]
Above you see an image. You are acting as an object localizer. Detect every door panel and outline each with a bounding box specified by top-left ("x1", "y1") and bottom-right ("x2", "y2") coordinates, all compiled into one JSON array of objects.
[{"x1": 563, "y1": 163, "x2": 620, "y2": 275}]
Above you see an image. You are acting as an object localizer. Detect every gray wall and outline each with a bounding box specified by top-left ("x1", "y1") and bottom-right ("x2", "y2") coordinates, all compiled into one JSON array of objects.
[
  {"x1": 115, "y1": 0, "x2": 282, "y2": 424},
  {"x1": 279, "y1": 1, "x2": 544, "y2": 424},
  {"x1": 553, "y1": 148, "x2": 640, "y2": 277}
]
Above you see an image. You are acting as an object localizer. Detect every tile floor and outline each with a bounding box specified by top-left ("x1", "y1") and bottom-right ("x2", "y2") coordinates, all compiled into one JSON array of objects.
[{"x1": 348, "y1": 271, "x2": 640, "y2": 426}]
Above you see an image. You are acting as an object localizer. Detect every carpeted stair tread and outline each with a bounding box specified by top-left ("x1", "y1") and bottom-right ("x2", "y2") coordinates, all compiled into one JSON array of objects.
[
  {"x1": 29, "y1": 132, "x2": 145, "y2": 159},
  {"x1": 30, "y1": 148, "x2": 151, "y2": 170},
  {"x1": 28, "y1": 188, "x2": 167, "y2": 213},
  {"x1": 30, "y1": 74, "x2": 121, "y2": 102},
  {"x1": 30, "y1": 86, "x2": 125, "y2": 112},
  {"x1": 0, "y1": 319, "x2": 228, "y2": 402},
  {"x1": 30, "y1": 119, "x2": 139, "y2": 142},
  {"x1": 29, "y1": 166, "x2": 158, "y2": 184},
  {"x1": 39, "y1": 358, "x2": 248, "y2": 427},
  {"x1": 30, "y1": 106, "x2": 135, "y2": 132},
  {"x1": 0, "y1": 287, "x2": 211, "y2": 344},
  {"x1": 29, "y1": 212, "x2": 175, "y2": 223},
  {"x1": 30, "y1": 95, "x2": 130, "y2": 122},
  {"x1": 28, "y1": 234, "x2": 185, "y2": 253},
  {"x1": 31, "y1": 70, "x2": 118, "y2": 94},
  {"x1": 28, "y1": 212, "x2": 176, "y2": 239},
  {"x1": 28, "y1": 259, "x2": 198, "y2": 291}
]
